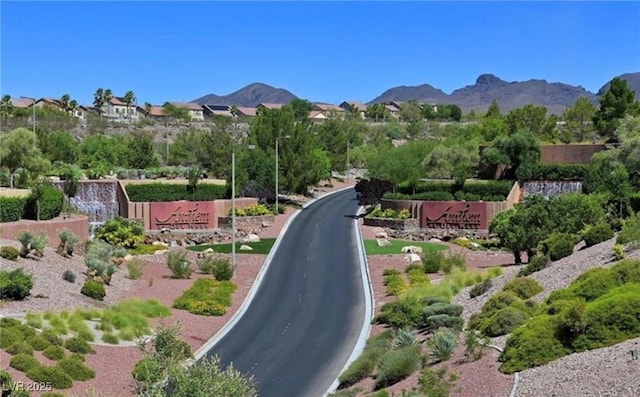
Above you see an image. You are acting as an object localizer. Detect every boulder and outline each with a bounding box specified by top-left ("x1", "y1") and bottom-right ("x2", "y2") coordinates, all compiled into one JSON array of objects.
[
  {"x1": 429, "y1": 238, "x2": 442, "y2": 243},
  {"x1": 244, "y1": 233, "x2": 261, "y2": 243},
  {"x1": 239, "y1": 244, "x2": 253, "y2": 251},
  {"x1": 152, "y1": 241, "x2": 169, "y2": 247},
  {"x1": 401, "y1": 245, "x2": 423, "y2": 254},
  {"x1": 404, "y1": 253, "x2": 421, "y2": 263},
  {"x1": 376, "y1": 238, "x2": 391, "y2": 247},
  {"x1": 261, "y1": 221, "x2": 271, "y2": 228},
  {"x1": 154, "y1": 249, "x2": 168, "y2": 255}
]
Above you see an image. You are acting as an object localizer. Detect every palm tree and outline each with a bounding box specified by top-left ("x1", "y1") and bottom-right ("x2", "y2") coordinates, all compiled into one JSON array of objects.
[
  {"x1": 230, "y1": 105, "x2": 239, "y2": 118},
  {"x1": 93, "y1": 88, "x2": 105, "y2": 117},
  {"x1": 104, "y1": 89, "x2": 113, "y2": 119},
  {"x1": 144, "y1": 102, "x2": 152, "y2": 117},
  {"x1": 123, "y1": 90, "x2": 136, "y2": 122},
  {"x1": 59, "y1": 94, "x2": 71, "y2": 113},
  {"x1": 0, "y1": 94, "x2": 13, "y2": 130},
  {"x1": 68, "y1": 99, "x2": 78, "y2": 117}
]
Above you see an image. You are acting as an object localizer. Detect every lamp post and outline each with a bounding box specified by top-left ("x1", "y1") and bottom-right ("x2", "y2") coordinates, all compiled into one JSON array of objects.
[
  {"x1": 231, "y1": 144, "x2": 255, "y2": 270},
  {"x1": 275, "y1": 135, "x2": 291, "y2": 213},
  {"x1": 346, "y1": 139, "x2": 350, "y2": 184},
  {"x1": 21, "y1": 96, "x2": 36, "y2": 133}
]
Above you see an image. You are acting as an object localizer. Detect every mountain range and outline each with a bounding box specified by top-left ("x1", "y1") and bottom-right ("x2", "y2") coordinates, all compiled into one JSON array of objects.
[{"x1": 192, "y1": 72, "x2": 640, "y2": 114}]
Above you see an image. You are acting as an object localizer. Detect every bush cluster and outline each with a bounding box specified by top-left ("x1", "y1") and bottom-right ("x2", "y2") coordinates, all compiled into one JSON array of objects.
[
  {"x1": 540, "y1": 232, "x2": 577, "y2": 261},
  {"x1": 374, "y1": 345, "x2": 421, "y2": 389},
  {"x1": 228, "y1": 203, "x2": 273, "y2": 217},
  {"x1": 529, "y1": 164, "x2": 588, "y2": 181},
  {"x1": 469, "y1": 279, "x2": 492, "y2": 298},
  {"x1": 389, "y1": 180, "x2": 512, "y2": 201},
  {"x1": 500, "y1": 259, "x2": 640, "y2": 374},
  {"x1": 23, "y1": 185, "x2": 64, "y2": 221},
  {"x1": 582, "y1": 222, "x2": 614, "y2": 247},
  {"x1": 469, "y1": 284, "x2": 540, "y2": 337},
  {"x1": 368, "y1": 207, "x2": 411, "y2": 219},
  {"x1": 167, "y1": 251, "x2": 192, "y2": 279},
  {"x1": 616, "y1": 212, "x2": 640, "y2": 245},
  {"x1": 173, "y1": 278, "x2": 237, "y2": 316},
  {"x1": 374, "y1": 295, "x2": 464, "y2": 332},
  {"x1": 0, "y1": 268, "x2": 34, "y2": 300},
  {"x1": 125, "y1": 183, "x2": 228, "y2": 202},
  {"x1": 421, "y1": 251, "x2": 467, "y2": 274},
  {"x1": 338, "y1": 331, "x2": 392, "y2": 389},
  {"x1": 197, "y1": 255, "x2": 234, "y2": 281},
  {"x1": 80, "y1": 280, "x2": 106, "y2": 301},
  {"x1": 0, "y1": 246, "x2": 19, "y2": 261},
  {"x1": 383, "y1": 272, "x2": 407, "y2": 296},
  {"x1": 94, "y1": 217, "x2": 144, "y2": 248},
  {"x1": 518, "y1": 254, "x2": 550, "y2": 277},
  {"x1": 0, "y1": 197, "x2": 27, "y2": 223}
]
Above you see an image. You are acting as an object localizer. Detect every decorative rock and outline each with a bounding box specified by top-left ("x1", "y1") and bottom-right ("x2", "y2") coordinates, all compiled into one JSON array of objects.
[
  {"x1": 154, "y1": 249, "x2": 168, "y2": 255},
  {"x1": 239, "y1": 244, "x2": 253, "y2": 251},
  {"x1": 124, "y1": 254, "x2": 134, "y2": 261},
  {"x1": 376, "y1": 238, "x2": 391, "y2": 247},
  {"x1": 404, "y1": 253, "x2": 421, "y2": 263},
  {"x1": 244, "y1": 233, "x2": 261, "y2": 243},
  {"x1": 429, "y1": 238, "x2": 442, "y2": 243},
  {"x1": 261, "y1": 221, "x2": 271, "y2": 228},
  {"x1": 375, "y1": 231, "x2": 389, "y2": 239},
  {"x1": 401, "y1": 245, "x2": 423, "y2": 254}
]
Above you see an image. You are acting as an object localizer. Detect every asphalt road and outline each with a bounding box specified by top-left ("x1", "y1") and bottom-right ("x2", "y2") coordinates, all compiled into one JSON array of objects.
[{"x1": 204, "y1": 188, "x2": 365, "y2": 397}]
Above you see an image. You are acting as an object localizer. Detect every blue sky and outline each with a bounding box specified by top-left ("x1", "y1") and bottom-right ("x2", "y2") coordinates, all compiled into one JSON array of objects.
[{"x1": 1, "y1": 1, "x2": 639, "y2": 106}]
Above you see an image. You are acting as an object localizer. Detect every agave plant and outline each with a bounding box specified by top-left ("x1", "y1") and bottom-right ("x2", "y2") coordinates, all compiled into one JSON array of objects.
[
  {"x1": 393, "y1": 328, "x2": 419, "y2": 349},
  {"x1": 30, "y1": 233, "x2": 49, "y2": 258},
  {"x1": 17, "y1": 231, "x2": 34, "y2": 258},
  {"x1": 428, "y1": 328, "x2": 458, "y2": 363},
  {"x1": 57, "y1": 229, "x2": 79, "y2": 257}
]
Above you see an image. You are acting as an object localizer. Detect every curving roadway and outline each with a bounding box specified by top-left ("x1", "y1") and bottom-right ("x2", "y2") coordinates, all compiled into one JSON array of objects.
[{"x1": 203, "y1": 188, "x2": 366, "y2": 397}]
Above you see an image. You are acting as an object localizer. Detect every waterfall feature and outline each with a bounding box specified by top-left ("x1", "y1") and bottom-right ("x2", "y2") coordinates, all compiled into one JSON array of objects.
[
  {"x1": 522, "y1": 181, "x2": 583, "y2": 199},
  {"x1": 55, "y1": 180, "x2": 120, "y2": 234}
]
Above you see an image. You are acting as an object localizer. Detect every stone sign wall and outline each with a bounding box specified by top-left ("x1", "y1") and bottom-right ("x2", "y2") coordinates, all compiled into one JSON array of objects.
[
  {"x1": 421, "y1": 201, "x2": 488, "y2": 230},
  {"x1": 149, "y1": 201, "x2": 215, "y2": 230}
]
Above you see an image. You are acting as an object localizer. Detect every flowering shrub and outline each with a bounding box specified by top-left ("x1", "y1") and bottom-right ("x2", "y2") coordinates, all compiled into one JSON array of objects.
[
  {"x1": 228, "y1": 203, "x2": 273, "y2": 217},
  {"x1": 368, "y1": 206, "x2": 412, "y2": 219}
]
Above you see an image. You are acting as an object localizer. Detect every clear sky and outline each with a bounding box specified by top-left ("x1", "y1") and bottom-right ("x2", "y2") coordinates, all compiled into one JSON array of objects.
[{"x1": 1, "y1": 1, "x2": 639, "y2": 106}]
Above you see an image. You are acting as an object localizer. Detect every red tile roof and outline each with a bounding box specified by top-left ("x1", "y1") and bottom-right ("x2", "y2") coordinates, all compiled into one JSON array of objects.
[{"x1": 168, "y1": 102, "x2": 203, "y2": 111}]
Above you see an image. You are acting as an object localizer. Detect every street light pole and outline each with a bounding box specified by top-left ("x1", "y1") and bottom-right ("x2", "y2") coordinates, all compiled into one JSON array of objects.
[
  {"x1": 346, "y1": 139, "x2": 350, "y2": 184},
  {"x1": 275, "y1": 137, "x2": 279, "y2": 213},
  {"x1": 231, "y1": 150, "x2": 236, "y2": 270},
  {"x1": 21, "y1": 96, "x2": 36, "y2": 133}
]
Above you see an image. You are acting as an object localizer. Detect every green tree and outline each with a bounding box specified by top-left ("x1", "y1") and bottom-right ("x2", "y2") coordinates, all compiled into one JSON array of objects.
[
  {"x1": 398, "y1": 100, "x2": 423, "y2": 122},
  {"x1": 288, "y1": 98, "x2": 314, "y2": 122},
  {"x1": 59, "y1": 94, "x2": 71, "y2": 114},
  {"x1": 163, "y1": 102, "x2": 191, "y2": 123},
  {"x1": 0, "y1": 94, "x2": 14, "y2": 130},
  {"x1": 316, "y1": 118, "x2": 349, "y2": 171},
  {"x1": 422, "y1": 141, "x2": 479, "y2": 186},
  {"x1": 79, "y1": 133, "x2": 128, "y2": 169},
  {"x1": 37, "y1": 130, "x2": 80, "y2": 164},
  {"x1": 0, "y1": 127, "x2": 49, "y2": 187},
  {"x1": 93, "y1": 88, "x2": 105, "y2": 117},
  {"x1": 103, "y1": 89, "x2": 113, "y2": 118},
  {"x1": 127, "y1": 131, "x2": 159, "y2": 169},
  {"x1": 505, "y1": 104, "x2": 549, "y2": 136},
  {"x1": 563, "y1": 96, "x2": 597, "y2": 142},
  {"x1": 447, "y1": 104, "x2": 462, "y2": 122},
  {"x1": 366, "y1": 103, "x2": 390, "y2": 122},
  {"x1": 594, "y1": 77, "x2": 640, "y2": 139},
  {"x1": 367, "y1": 140, "x2": 435, "y2": 187},
  {"x1": 124, "y1": 90, "x2": 136, "y2": 122},
  {"x1": 482, "y1": 130, "x2": 541, "y2": 182},
  {"x1": 143, "y1": 102, "x2": 152, "y2": 117},
  {"x1": 199, "y1": 117, "x2": 235, "y2": 177},
  {"x1": 485, "y1": 99, "x2": 501, "y2": 118}
]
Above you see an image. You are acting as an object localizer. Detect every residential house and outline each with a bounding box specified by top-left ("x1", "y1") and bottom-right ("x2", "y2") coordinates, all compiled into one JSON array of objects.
[
  {"x1": 308, "y1": 110, "x2": 328, "y2": 122},
  {"x1": 10, "y1": 98, "x2": 34, "y2": 108},
  {"x1": 202, "y1": 104, "x2": 233, "y2": 118},
  {"x1": 101, "y1": 96, "x2": 139, "y2": 122},
  {"x1": 235, "y1": 106, "x2": 257, "y2": 117},
  {"x1": 73, "y1": 105, "x2": 93, "y2": 122},
  {"x1": 339, "y1": 101, "x2": 367, "y2": 119},
  {"x1": 385, "y1": 104, "x2": 400, "y2": 119},
  {"x1": 312, "y1": 103, "x2": 345, "y2": 118},
  {"x1": 33, "y1": 97, "x2": 63, "y2": 110},
  {"x1": 143, "y1": 105, "x2": 169, "y2": 120},
  {"x1": 167, "y1": 102, "x2": 205, "y2": 121},
  {"x1": 256, "y1": 103, "x2": 284, "y2": 111}
]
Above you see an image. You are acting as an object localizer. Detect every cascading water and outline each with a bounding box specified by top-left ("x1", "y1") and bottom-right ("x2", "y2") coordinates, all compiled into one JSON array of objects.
[
  {"x1": 55, "y1": 180, "x2": 120, "y2": 237},
  {"x1": 522, "y1": 181, "x2": 583, "y2": 199}
]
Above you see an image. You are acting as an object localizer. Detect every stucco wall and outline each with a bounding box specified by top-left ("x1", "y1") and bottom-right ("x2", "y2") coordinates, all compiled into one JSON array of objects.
[
  {"x1": 0, "y1": 215, "x2": 89, "y2": 244},
  {"x1": 218, "y1": 214, "x2": 275, "y2": 230}
]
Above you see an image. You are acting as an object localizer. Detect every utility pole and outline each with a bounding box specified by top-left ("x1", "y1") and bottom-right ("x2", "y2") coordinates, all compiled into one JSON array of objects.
[{"x1": 231, "y1": 151, "x2": 236, "y2": 270}]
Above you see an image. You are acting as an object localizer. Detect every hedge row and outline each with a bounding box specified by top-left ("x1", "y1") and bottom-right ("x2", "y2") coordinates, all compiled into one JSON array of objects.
[
  {"x1": 529, "y1": 164, "x2": 588, "y2": 181},
  {"x1": 393, "y1": 180, "x2": 512, "y2": 201},
  {"x1": 0, "y1": 186, "x2": 63, "y2": 222},
  {"x1": 125, "y1": 183, "x2": 229, "y2": 202}
]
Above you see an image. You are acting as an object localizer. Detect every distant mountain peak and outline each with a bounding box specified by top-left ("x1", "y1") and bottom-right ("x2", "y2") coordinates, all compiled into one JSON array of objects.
[
  {"x1": 192, "y1": 82, "x2": 298, "y2": 107},
  {"x1": 475, "y1": 73, "x2": 506, "y2": 85}
]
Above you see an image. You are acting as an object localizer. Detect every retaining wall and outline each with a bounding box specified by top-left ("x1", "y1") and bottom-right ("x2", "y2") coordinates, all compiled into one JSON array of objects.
[{"x1": 0, "y1": 215, "x2": 89, "y2": 244}]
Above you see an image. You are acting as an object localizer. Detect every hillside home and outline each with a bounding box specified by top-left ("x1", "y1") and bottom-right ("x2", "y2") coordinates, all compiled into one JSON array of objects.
[
  {"x1": 339, "y1": 101, "x2": 367, "y2": 119},
  {"x1": 385, "y1": 104, "x2": 400, "y2": 118},
  {"x1": 143, "y1": 105, "x2": 169, "y2": 120},
  {"x1": 101, "y1": 96, "x2": 139, "y2": 122},
  {"x1": 235, "y1": 106, "x2": 258, "y2": 117},
  {"x1": 202, "y1": 104, "x2": 233, "y2": 118},
  {"x1": 33, "y1": 97, "x2": 63, "y2": 110},
  {"x1": 308, "y1": 110, "x2": 328, "y2": 121},
  {"x1": 167, "y1": 102, "x2": 205, "y2": 121},
  {"x1": 10, "y1": 98, "x2": 34, "y2": 108},
  {"x1": 256, "y1": 103, "x2": 284, "y2": 111},
  {"x1": 312, "y1": 103, "x2": 345, "y2": 118}
]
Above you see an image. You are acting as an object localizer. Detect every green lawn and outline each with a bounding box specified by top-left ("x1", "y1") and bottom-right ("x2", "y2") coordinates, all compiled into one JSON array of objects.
[
  {"x1": 187, "y1": 238, "x2": 276, "y2": 254},
  {"x1": 363, "y1": 239, "x2": 448, "y2": 255}
]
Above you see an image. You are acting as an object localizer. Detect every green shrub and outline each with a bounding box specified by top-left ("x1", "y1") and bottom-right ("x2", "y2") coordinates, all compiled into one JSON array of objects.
[
  {"x1": 173, "y1": 279, "x2": 237, "y2": 316},
  {"x1": 617, "y1": 213, "x2": 640, "y2": 245},
  {"x1": 125, "y1": 183, "x2": 228, "y2": 202},
  {"x1": 132, "y1": 357, "x2": 162, "y2": 383},
  {"x1": 23, "y1": 185, "x2": 64, "y2": 221},
  {"x1": 81, "y1": 280, "x2": 106, "y2": 301},
  {"x1": 0, "y1": 268, "x2": 34, "y2": 300},
  {"x1": 613, "y1": 244, "x2": 625, "y2": 260},
  {"x1": 197, "y1": 256, "x2": 234, "y2": 281},
  {"x1": 126, "y1": 259, "x2": 144, "y2": 280},
  {"x1": 0, "y1": 246, "x2": 19, "y2": 261},
  {"x1": 422, "y1": 251, "x2": 445, "y2": 273},
  {"x1": 57, "y1": 355, "x2": 95, "y2": 380},
  {"x1": 94, "y1": 217, "x2": 144, "y2": 248},
  {"x1": 417, "y1": 368, "x2": 458, "y2": 397},
  {"x1": 518, "y1": 254, "x2": 550, "y2": 276},
  {"x1": 384, "y1": 274, "x2": 407, "y2": 296},
  {"x1": 549, "y1": 267, "x2": 618, "y2": 303},
  {"x1": 404, "y1": 263, "x2": 422, "y2": 273},
  {"x1": 128, "y1": 243, "x2": 165, "y2": 255},
  {"x1": 422, "y1": 302, "x2": 463, "y2": 319},
  {"x1": 64, "y1": 337, "x2": 95, "y2": 354},
  {"x1": 102, "y1": 333, "x2": 120, "y2": 344},
  {"x1": 373, "y1": 298, "x2": 423, "y2": 329},
  {"x1": 43, "y1": 345, "x2": 66, "y2": 361},
  {"x1": 229, "y1": 203, "x2": 272, "y2": 216},
  {"x1": 10, "y1": 354, "x2": 41, "y2": 372},
  {"x1": 441, "y1": 253, "x2": 467, "y2": 274},
  {"x1": 338, "y1": 331, "x2": 392, "y2": 389},
  {"x1": 29, "y1": 233, "x2": 48, "y2": 258},
  {"x1": 6, "y1": 341, "x2": 34, "y2": 355},
  {"x1": 62, "y1": 269, "x2": 76, "y2": 283},
  {"x1": 407, "y1": 268, "x2": 430, "y2": 286},
  {"x1": 26, "y1": 365, "x2": 73, "y2": 389},
  {"x1": 382, "y1": 268, "x2": 400, "y2": 276},
  {"x1": 425, "y1": 314, "x2": 464, "y2": 332},
  {"x1": 541, "y1": 232, "x2": 576, "y2": 261},
  {"x1": 429, "y1": 328, "x2": 458, "y2": 363},
  {"x1": 0, "y1": 370, "x2": 13, "y2": 392},
  {"x1": 375, "y1": 345, "x2": 421, "y2": 389},
  {"x1": 0, "y1": 197, "x2": 27, "y2": 222},
  {"x1": 582, "y1": 222, "x2": 614, "y2": 247},
  {"x1": 167, "y1": 251, "x2": 192, "y2": 279},
  {"x1": 469, "y1": 279, "x2": 492, "y2": 298},
  {"x1": 503, "y1": 277, "x2": 543, "y2": 299},
  {"x1": 57, "y1": 229, "x2": 79, "y2": 257},
  {"x1": 479, "y1": 306, "x2": 530, "y2": 337},
  {"x1": 464, "y1": 330, "x2": 486, "y2": 361}
]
